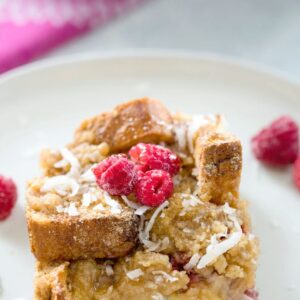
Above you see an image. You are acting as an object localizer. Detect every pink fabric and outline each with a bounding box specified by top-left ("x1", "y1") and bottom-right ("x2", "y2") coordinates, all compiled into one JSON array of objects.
[{"x1": 0, "y1": 0, "x2": 144, "y2": 74}]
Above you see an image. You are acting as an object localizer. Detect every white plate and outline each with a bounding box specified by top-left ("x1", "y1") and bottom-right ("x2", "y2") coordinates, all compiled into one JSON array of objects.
[{"x1": 0, "y1": 53, "x2": 299, "y2": 300}]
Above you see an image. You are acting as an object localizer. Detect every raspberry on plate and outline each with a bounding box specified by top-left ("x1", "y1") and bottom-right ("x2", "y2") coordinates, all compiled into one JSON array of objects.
[
  {"x1": 93, "y1": 154, "x2": 138, "y2": 196},
  {"x1": 251, "y1": 116, "x2": 299, "y2": 166},
  {"x1": 135, "y1": 169, "x2": 173, "y2": 207},
  {"x1": 129, "y1": 143, "x2": 180, "y2": 175},
  {"x1": 293, "y1": 156, "x2": 300, "y2": 190},
  {"x1": 0, "y1": 175, "x2": 17, "y2": 221},
  {"x1": 245, "y1": 289, "x2": 259, "y2": 300}
]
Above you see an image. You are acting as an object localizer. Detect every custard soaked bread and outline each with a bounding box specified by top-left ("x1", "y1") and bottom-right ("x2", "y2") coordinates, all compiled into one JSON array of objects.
[
  {"x1": 27, "y1": 98, "x2": 259, "y2": 299},
  {"x1": 26, "y1": 99, "x2": 174, "y2": 261}
]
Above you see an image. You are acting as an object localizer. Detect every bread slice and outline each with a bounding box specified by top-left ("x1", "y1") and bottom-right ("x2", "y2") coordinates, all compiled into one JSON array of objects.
[
  {"x1": 26, "y1": 197, "x2": 139, "y2": 261},
  {"x1": 26, "y1": 97, "x2": 175, "y2": 262},
  {"x1": 73, "y1": 97, "x2": 174, "y2": 152},
  {"x1": 194, "y1": 132, "x2": 242, "y2": 204}
]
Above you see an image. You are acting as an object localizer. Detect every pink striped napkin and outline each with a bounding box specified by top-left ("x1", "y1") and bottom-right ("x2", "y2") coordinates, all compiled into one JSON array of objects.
[{"x1": 0, "y1": 0, "x2": 144, "y2": 74}]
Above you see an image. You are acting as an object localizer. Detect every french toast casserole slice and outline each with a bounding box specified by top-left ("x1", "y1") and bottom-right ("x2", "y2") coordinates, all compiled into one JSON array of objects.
[{"x1": 27, "y1": 98, "x2": 259, "y2": 300}]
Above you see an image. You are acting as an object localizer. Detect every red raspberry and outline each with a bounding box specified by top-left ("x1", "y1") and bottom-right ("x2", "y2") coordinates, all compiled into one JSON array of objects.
[
  {"x1": 93, "y1": 154, "x2": 137, "y2": 196},
  {"x1": 187, "y1": 272, "x2": 202, "y2": 286},
  {"x1": 245, "y1": 289, "x2": 259, "y2": 300},
  {"x1": 0, "y1": 175, "x2": 17, "y2": 221},
  {"x1": 293, "y1": 156, "x2": 300, "y2": 190},
  {"x1": 170, "y1": 252, "x2": 190, "y2": 271},
  {"x1": 129, "y1": 143, "x2": 180, "y2": 175},
  {"x1": 134, "y1": 169, "x2": 173, "y2": 207},
  {"x1": 251, "y1": 116, "x2": 299, "y2": 165}
]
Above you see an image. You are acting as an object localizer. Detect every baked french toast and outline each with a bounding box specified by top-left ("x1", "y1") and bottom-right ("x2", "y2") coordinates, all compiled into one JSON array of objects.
[{"x1": 27, "y1": 98, "x2": 259, "y2": 299}]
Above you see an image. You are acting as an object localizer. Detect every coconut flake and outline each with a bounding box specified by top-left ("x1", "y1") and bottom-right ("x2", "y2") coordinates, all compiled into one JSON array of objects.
[
  {"x1": 93, "y1": 203, "x2": 105, "y2": 211},
  {"x1": 173, "y1": 123, "x2": 187, "y2": 150},
  {"x1": 152, "y1": 271, "x2": 178, "y2": 282},
  {"x1": 222, "y1": 203, "x2": 242, "y2": 233},
  {"x1": 126, "y1": 268, "x2": 144, "y2": 280},
  {"x1": 54, "y1": 159, "x2": 69, "y2": 168},
  {"x1": 66, "y1": 203, "x2": 79, "y2": 217},
  {"x1": 121, "y1": 195, "x2": 141, "y2": 210},
  {"x1": 184, "y1": 253, "x2": 201, "y2": 270},
  {"x1": 105, "y1": 265, "x2": 114, "y2": 276},
  {"x1": 182, "y1": 194, "x2": 201, "y2": 208},
  {"x1": 82, "y1": 193, "x2": 92, "y2": 207},
  {"x1": 80, "y1": 164, "x2": 97, "y2": 182},
  {"x1": 135, "y1": 206, "x2": 150, "y2": 216},
  {"x1": 60, "y1": 148, "x2": 81, "y2": 178},
  {"x1": 142, "y1": 239, "x2": 161, "y2": 251},
  {"x1": 41, "y1": 175, "x2": 79, "y2": 197},
  {"x1": 103, "y1": 192, "x2": 122, "y2": 214},
  {"x1": 152, "y1": 293, "x2": 165, "y2": 300},
  {"x1": 143, "y1": 201, "x2": 169, "y2": 240},
  {"x1": 197, "y1": 231, "x2": 242, "y2": 269},
  {"x1": 56, "y1": 205, "x2": 65, "y2": 213}
]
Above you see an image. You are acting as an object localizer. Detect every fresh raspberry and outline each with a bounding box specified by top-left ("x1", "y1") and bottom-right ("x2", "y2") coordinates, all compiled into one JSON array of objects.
[
  {"x1": 129, "y1": 143, "x2": 180, "y2": 175},
  {"x1": 293, "y1": 156, "x2": 300, "y2": 190},
  {"x1": 134, "y1": 169, "x2": 173, "y2": 207},
  {"x1": 245, "y1": 289, "x2": 259, "y2": 300},
  {"x1": 251, "y1": 116, "x2": 299, "y2": 165},
  {"x1": 187, "y1": 272, "x2": 202, "y2": 286},
  {"x1": 170, "y1": 252, "x2": 190, "y2": 271},
  {"x1": 0, "y1": 175, "x2": 17, "y2": 221},
  {"x1": 93, "y1": 154, "x2": 137, "y2": 196}
]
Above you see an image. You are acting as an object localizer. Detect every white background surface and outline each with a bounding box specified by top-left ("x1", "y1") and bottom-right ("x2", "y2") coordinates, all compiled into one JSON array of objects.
[{"x1": 46, "y1": 0, "x2": 300, "y2": 79}]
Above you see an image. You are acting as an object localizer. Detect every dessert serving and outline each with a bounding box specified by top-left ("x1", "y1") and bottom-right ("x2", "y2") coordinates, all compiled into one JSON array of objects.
[{"x1": 26, "y1": 98, "x2": 259, "y2": 300}]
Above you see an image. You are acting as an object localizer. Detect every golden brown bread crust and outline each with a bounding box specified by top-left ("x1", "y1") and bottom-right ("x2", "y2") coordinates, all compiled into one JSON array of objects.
[
  {"x1": 73, "y1": 97, "x2": 174, "y2": 152},
  {"x1": 27, "y1": 208, "x2": 139, "y2": 262},
  {"x1": 194, "y1": 132, "x2": 242, "y2": 204}
]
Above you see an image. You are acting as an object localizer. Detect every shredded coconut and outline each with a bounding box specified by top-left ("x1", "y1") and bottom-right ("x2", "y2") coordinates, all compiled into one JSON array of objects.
[
  {"x1": 80, "y1": 164, "x2": 97, "y2": 182},
  {"x1": 56, "y1": 205, "x2": 64, "y2": 213},
  {"x1": 194, "y1": 203, "x2": 243, "y2": 269},
  {"x1": 135, "y1": 206, "x2": 150, "y2": 216},
  {"x1": 121, "y1": 195, "x2": 141, "y2": 210},
  {"x1": 184, "y1": 253, "x2": 201, "y2": 270},
  {"x1": 93, "y1": 203, "x2": 105, "y2": 211},
  {"x1": 126, "y1": 268, "x2": 144, "y2": 280},
  {"x1": 41, "y1": 175, "x2": 79, "y2": 197},
  {"x1": 103, "y1": 192, "x2": 122, "y2": 214},
  {"x1": 182, "y1": 194, "x2": 201, "y2": 208},
  {"x1": 82, "y1": 193, "x2": 92, "y2": 207},
  {"x1": 60, "y1": 148, "x2": 81, "y2": 178},
  {"x1": 160, "y1": 236, "x2": 170, "y2": 250},
  {"x1": 66, "y1": 203, "x2": 79, "y2": 217},
  {"x1": 173, "y1": 123, "x2": 187, "y2": 150},
  {"x1": 197, "y1": 231, "x2": 242, "y2": 269},
  {"x1": 152, "y1": 293, "x2": 165, "y2": 300},
  {"x1": 143, "y1": 201, "x2": 169, "y2": 240},
  {"x1": 105, "y1": 265, "x2": 114, "y2": 276},
  {"x1": 152, "y1": 271, "x2": 178, "y2": 282},
  {"x1": 222, "y1": 203, "x2": 242, "y2": 233},
  {"x1": 54, "y1": 159, "x2": 68, "y2": 168}
]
